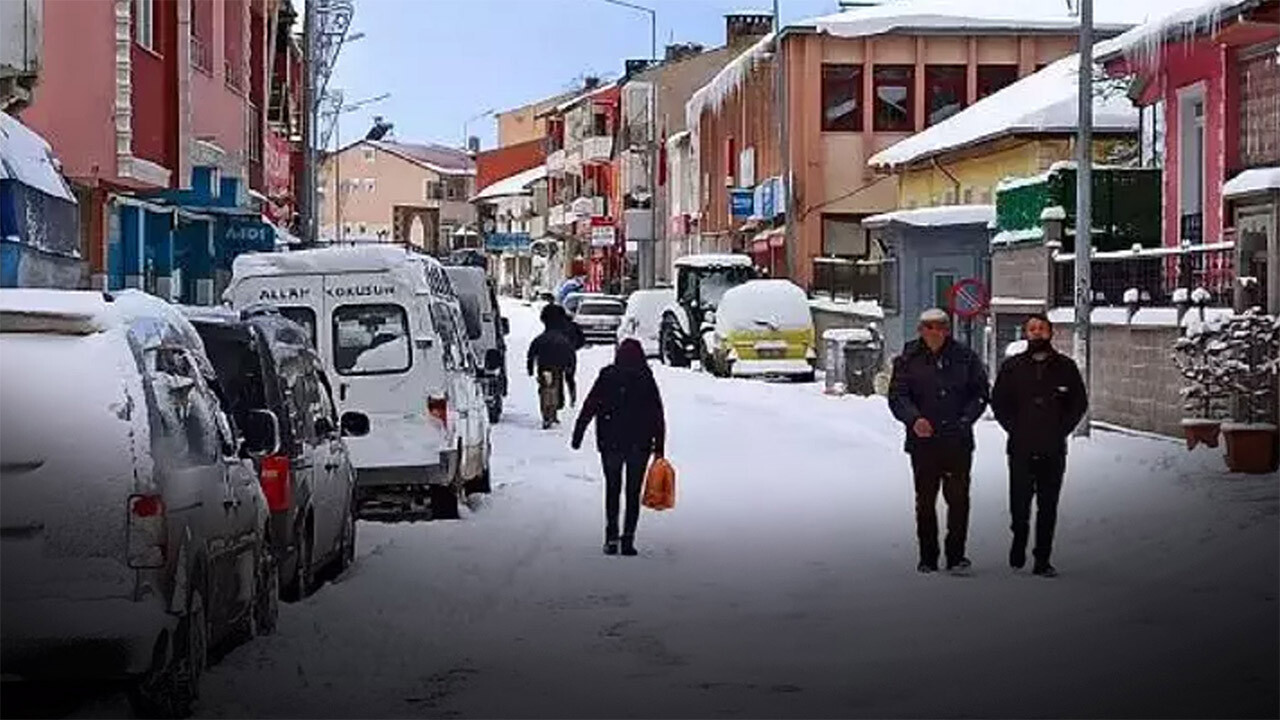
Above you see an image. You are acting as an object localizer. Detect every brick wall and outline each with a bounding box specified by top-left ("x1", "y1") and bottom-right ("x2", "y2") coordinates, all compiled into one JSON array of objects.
[{"x1": 1050, "y1": 320, "x2": 1184, "y2": 437}]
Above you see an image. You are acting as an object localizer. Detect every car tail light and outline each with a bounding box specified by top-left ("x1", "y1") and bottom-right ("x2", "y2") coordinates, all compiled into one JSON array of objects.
[
  {"x1": 259, "y1": 454, "x2": 293, "y2": 513},
  {"x1": 428, "y1": 396, "x2": 448, "y2": 428},
  {"x1": 127, "y1": 494, "x2": 166, "y2": 568}
]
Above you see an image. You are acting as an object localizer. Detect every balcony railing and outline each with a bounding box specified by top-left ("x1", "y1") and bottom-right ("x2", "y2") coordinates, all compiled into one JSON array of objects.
[
  {"x1": 582, "y1": 135, "x2": 613, "y2": 164},
  {"x1": 191, "y1": 36, "x2": 212, "y2": 74},
  {"x1": 547, "y1": 149, "x2": 566, "y2": 175},
  {"x1": 811, "y1": 256, "x2": 894, "y2": 307},
  {"x1": 1050, "y1": 241, "x2": 1236, "y2": 308},
  {"x1": 548, "y1": 204, "x2": 567, "y2": 228},
  {"x1": 529, "y1": 215, "x2": 546, "y2": 239}
]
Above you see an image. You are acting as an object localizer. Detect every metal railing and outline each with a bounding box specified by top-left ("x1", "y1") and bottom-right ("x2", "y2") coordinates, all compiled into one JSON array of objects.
[
  {"x1": 811, "y1": 256, "x2": 894, "y2": 306},
  {"x1": 1050, "y1": 242, "x2": 1236, "y2": 307}
]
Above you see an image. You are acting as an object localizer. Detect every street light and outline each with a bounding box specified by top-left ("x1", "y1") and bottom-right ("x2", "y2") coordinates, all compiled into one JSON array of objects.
[
  {"x1": 462, "y1": 108, "x2": 495, "y2": 151},
  {"x1": 331, "y1": 91, "x2": 390, "y2": 244},
  {"x1": 595, "y1": 0, "x2": 656, "y2": 61}
]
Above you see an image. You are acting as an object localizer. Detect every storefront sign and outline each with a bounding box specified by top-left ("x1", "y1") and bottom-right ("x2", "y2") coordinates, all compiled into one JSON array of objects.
[
  {"x1": 590, "y1": 223, "x2": 616, "y2": 248},
  {"x1": 729, "y1": 188, "x2": 754, "y2": 219}
]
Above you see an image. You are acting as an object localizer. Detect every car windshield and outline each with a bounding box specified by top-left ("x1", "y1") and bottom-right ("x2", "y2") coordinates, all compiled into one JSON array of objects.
[
  {"x1": 578, "y1": 301, "x2": 624, "y2": 316},
  {"x1": 332, "y1": 304, "x2": 411, "y2": 375}
]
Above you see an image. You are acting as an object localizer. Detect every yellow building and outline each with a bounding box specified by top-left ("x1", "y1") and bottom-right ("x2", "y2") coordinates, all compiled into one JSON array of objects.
[{"x1": 869, "y1": 54, "x2": 1138, "y2": 210}]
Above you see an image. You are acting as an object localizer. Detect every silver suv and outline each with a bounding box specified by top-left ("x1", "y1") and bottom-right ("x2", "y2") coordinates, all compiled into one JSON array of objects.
[{"x1": 1, "y1": 290, "x2": 276, "y2": 718}]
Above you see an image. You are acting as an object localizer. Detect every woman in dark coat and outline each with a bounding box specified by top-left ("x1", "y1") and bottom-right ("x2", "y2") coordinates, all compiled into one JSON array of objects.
[{"x1": 571, "y1": 339, "x2": 666, "y2": 556}]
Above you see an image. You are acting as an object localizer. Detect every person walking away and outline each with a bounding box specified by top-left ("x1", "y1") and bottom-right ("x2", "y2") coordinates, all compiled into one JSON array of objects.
[
  {"x1": 571, "y1": 339, "x2": 666, "y2": 557},
  {"x1": 527, "y1": 306, "x2": 577, "y2": 429},
  {"x1": 991, "y1": 314, "x2": 1087, "y2": 578},
  {"x1": 545, "y1": 303, "x2": 585, "y2": 406},
  {"x1": 888, "y1": 308, "x2": 990, "y2": 574}
]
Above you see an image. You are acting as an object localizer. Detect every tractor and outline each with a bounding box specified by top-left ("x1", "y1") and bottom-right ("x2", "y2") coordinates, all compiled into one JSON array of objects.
[{"x1": 658, "y1": 254, "x2": 757, "y2": 368}]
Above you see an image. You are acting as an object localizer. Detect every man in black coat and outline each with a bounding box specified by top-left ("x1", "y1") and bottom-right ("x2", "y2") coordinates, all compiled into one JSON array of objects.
[
  {"x1": 991, "y1": 313, "x2": 1088, "y2": 577},
  {"x1": 888, "y1": 308, "x2": 990, "y2": 574},
  {"x1": 527, "y1": 306, "x2": 578, "y2": 429}
]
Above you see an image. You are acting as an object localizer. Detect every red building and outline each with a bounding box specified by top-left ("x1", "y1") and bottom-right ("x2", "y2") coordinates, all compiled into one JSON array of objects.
[{"x1": 475, "y1": 138, "x2": 546, "y2": 194}]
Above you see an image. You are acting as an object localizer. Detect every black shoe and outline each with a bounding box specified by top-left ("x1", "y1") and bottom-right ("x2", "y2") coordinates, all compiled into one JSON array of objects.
[
  {"x1": 946, "y1": 557, "x2": 972, "y2": 572},
  {"x1": 1032, "y1": 562, "x2": 1058, "y2": 577},
  {"x1": 1009, "y1": 546, "x2": 1026, "y2": 569},
  {"x1": 603, "y1": 540, "x2": 619, "y2": 556},
  {"x1": 620, "y1": 539, "x2": 637, "y2": 556},
  {"x1": 917, "y1": 561, "x2": 938, "y2": 573}
]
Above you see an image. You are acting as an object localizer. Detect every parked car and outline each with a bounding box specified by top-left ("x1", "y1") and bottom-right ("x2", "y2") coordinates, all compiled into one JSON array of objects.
[
  {"x1": 180, "y1": 305, "x2": 369, "y2": 603},
  {"x1": 443, "y1": 266, "x2": 510, "y2": 423},
  {"x1": 617, "y1": 288, "x2": 675, "y2": 358},
  {"x1": 0, "y1": 289, "x2": 276, "y2": 718},
  {"x1": 226, "y1": 246, "x2": 490, "y2": 519},
  {"x1": 573, "y1": 296, "x2": 626, "y2": 344},
  {"x1": 703, "y1": 279, "x2": 818, "y2": 382}
]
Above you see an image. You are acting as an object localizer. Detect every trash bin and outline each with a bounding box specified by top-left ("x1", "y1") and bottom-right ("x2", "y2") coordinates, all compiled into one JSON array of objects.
[{"x1": 841, "y1": 328, "x2": 883, "y2": 396}]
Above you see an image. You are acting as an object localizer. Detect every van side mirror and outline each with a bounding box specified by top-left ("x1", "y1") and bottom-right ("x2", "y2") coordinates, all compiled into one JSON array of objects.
[
  {"x1": 341, "y1": 411, "x2": 371, "y2": 437},
  {"x1": 500, "y1": 317, "x2": 510, "y2": 336},
  {"x1": 243, "y1": 409, "x2": 281, "y2": 456},
  {"x1": 484, "y1": 349, "x2": 502, "y2": 371}
]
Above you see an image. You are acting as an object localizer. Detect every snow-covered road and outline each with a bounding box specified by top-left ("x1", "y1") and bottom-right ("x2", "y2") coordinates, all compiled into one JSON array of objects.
[{"x1": 61, "y1": 300, "x2": 1276, "y2": 718}]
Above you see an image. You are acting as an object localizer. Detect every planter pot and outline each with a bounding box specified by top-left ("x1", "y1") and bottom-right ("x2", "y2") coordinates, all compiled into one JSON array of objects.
[
  {"x1": 1221, "y1": 424, "x2": 1280, "y2": 474},
  {"x1": 1180, "y1": 419, "x2": 1221, "y2": 450}
]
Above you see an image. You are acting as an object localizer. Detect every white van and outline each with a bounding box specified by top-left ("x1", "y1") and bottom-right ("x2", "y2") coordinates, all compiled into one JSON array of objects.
[
  {"x1": 226, "y1": 246, "x2": 489, "y2": 519},
  {"x1": 618, "y1": 288, "x2": 675, "y2": 357}
]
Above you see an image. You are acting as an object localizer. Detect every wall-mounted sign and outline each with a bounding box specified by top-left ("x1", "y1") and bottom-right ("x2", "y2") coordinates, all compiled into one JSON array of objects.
[
  {"x1": 590, "y1": 223, "x2": 616, "y2": 248},
  {"x1": 729, "y1": 188, "x2": 754, "y2": 219}
]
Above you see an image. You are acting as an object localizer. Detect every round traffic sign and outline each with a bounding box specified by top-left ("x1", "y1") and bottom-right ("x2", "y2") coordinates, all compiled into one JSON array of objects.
[{"x1": 947, "y1": 278, "x2": 990, "y2": 319}]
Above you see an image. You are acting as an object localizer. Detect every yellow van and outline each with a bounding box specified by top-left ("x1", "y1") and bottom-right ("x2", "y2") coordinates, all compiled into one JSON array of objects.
[{"x1": 703, "y1": 279, "x2": 817, "y2": 382}]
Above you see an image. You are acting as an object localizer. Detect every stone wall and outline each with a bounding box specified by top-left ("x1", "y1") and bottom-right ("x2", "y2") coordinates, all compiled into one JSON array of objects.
[{"x1": 1049, "y1": 315, "x2": 1184, "y2": 437}]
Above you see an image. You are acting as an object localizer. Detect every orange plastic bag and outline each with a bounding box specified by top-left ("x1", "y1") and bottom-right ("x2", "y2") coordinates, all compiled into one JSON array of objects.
[{"x1": 642, "y1": 457, "x2": 676, "y2": 510}]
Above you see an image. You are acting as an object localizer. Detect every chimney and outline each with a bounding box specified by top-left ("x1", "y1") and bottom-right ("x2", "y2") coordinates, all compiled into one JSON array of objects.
[
  {"x1": 583, "y1": 76, "x2": 601, "y2": 90},
  {"x1": 725, "y1": 12, "x2": 772, "y2": 47},
  {"x1": 664, "y1": 42, "x2": 704, "y2": 62}
]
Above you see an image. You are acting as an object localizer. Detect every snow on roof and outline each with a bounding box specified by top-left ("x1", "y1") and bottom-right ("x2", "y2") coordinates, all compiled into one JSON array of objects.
[
  {"x1": 230, "y1": 246, "x2": 430, "y2": 290},
  {"x1": 367, "y1": 140, "x2": 475, "y2": 176},
  {"x1": 822, "y1": 327, "x2": 875, "y2": 343},
  {"x1": 869, "y1": 54, "x2": 1137, "y2": 169},
  {"x1": 673, "y1": 253, "x2": 754, "y2": 269},
  {"x1": 862, "y1": 204, "x2": 995, "y2": 228},
  {"x1": 1095, "y1": 0, "x2": 1263, "y2": 66},
  {"x1": 716, "y1": 279, "x2": 813, "y2": 333},
  {"x1": 0, "y1": 289, "x2": 115, "y2": 334},
  {"x1": 543, "y1": 82, "x2": 620, "y2": 117},
  {"x1": 0, "y1": 112, "x2": 76, "y2": 203},
  {"x1": 472, "y1": 165, "x2": 547, "y2": 202},
  {"x1": 686, "y1": 0, "x2": 1184, "y2": 129},
  {"x1": 1222, "y1": 167, "x2": 1280, "y2": 198}
]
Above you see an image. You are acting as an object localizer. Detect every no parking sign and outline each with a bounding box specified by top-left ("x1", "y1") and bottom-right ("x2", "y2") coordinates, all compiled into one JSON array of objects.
[{"x1": 947, "y1": 278, "x2": 990, "y2": 319}]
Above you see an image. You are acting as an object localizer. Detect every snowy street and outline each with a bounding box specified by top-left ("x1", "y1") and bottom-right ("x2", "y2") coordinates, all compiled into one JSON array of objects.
[{"x1": 50, "y1": 300, "x2": 1279, "y2": 718}]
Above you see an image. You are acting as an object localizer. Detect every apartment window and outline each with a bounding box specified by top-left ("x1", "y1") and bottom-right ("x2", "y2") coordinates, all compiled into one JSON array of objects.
[
  {"x1": 224, "y1": 0, "x2": 245, "y2": 92},
  {"x1": 821, "y1": 64, "x2": 863, "y2": 132},
  {"x1": 873, "y1": 66, "x2": 914, "y2": 132},
  {"x1": 592, "y1": 112, "x2": 608, "y2": 137},
  {"x1": 1178, "y1": 87, "x2": 1206, "y2": 242},
  {"x1": 976, "y1": 65, "x2": 1018, "y2": 100},
  {"x1": 358, "y1": 224, "x2": 368, "y2": 235},
  {"x1": 1239, "y1": 46, "x2": 1280, "y2": 167},
  {"x1": 424, "y1": 180, "x2": 442, "y2": 201},
  {"x1": 192, "y1": 0, "x2": 213, "y2": 72},
  {"x1": 363, "y1": 146, "x2": 376, "y2": 163},
  {"x1": 134, "y1": 0, "x2": 155, "y2": 51},
  {"x1": 926, "y1": 65, "x2": 966, "y2": 126}
]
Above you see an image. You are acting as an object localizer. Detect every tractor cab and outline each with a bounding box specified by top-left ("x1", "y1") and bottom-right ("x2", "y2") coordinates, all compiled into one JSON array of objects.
[{"x1": 659, "y1": 254, "x2": 756, "y2": 367}]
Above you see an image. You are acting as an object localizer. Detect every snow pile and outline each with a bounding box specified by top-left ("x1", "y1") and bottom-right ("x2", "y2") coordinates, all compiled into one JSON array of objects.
[
  {"x1": 862, "y1": 204, "x2": 995, "y2": 228},
  {"x1": 869, "y1": 54, "x2": 1136, "y2": 169},
  {"x1": 0, "y1": 111, "x2": 76, "y2": 202},
  {"x1": 809, "y1": 297, "x2": 886, "y2": 319},
  {"x1": 991, "y1": 227, "x2": 1045, "y2": 246},
  {"x1": 1191, "y1": 287, "x2": 1213, "y2": 304},
  {"x1": 1172, "y1": 287, "x2": 1191, "y2": 304},
  {"x1": 672, "y1": 253, "x2": 753, "y2": 269},
  {"x1": 1222, "y1": 166, "x2": 1280, "y2": 199},
  {"x1": 472, "y1": 165, "x2": 547, "y2": 202},
  {"x1": 715, "y1": 279, "x2": 812, "y2": 334},
  {"x1": 1124, "y1": 288, "x2": 1141, "y2": 304}
]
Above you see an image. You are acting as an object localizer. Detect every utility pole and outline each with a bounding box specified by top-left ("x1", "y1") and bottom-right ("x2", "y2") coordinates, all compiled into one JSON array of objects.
[
  {"x1": 301, "y1": 0, "x2": 317, "y2": 246},
  {"x1": 1073, "y1": 0, "x2": 1093, "y2": 437},
  {"x1": 774, "y1": 0, "x2": 789, "y2": 278}
]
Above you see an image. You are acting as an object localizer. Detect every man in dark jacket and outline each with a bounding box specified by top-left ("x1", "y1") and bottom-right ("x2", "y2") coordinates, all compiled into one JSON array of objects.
[
  {"x1": 888, "y1": 308, "x2": 990, "y2": 574},
  {"x1": 991, "y1": 313, "x2": 1088, "y2": 577},
  {"x1": 527, "y1": 306, "x2": 578, "y2": 429},
  {"x1": 543, "y1": 303, "x2": 585, "y2": 406},
  {"x1": 571, "y1": 339, "x2": 666, "y2": 557}
]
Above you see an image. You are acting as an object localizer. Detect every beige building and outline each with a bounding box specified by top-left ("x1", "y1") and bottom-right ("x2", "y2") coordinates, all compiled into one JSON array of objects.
[
  {"x1": 495, "y1": 91, "x2": 577, "y2": 149},
  {"x1": 319, "y1": 139, "x2": 476, "y2": 253}
]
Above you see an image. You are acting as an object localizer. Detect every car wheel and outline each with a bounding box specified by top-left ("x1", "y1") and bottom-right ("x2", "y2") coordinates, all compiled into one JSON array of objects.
[
  {"x1": 430, "y1": 483, "x2": 461, "y2": 519},
  {"x1": 130, "y1": 586, "x2": 206, "y2": 719},
  {"x1": 282, "y1": 520, "x2": 313, "y2": 603}
]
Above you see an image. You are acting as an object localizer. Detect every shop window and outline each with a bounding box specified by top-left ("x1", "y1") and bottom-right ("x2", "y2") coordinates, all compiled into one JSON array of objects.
[
  {"x1": 873, "y1": 66, "x2": 914, "y2": 132},
  {"x1": 926, "y1": 65, "x2": 966, "y2": 126},
  {"x1": 821, "y1": 64, "x2": 863, "y2": 132},
  {"x1": 977, "y1": 65, "x2": 1018, "y2": 99}
]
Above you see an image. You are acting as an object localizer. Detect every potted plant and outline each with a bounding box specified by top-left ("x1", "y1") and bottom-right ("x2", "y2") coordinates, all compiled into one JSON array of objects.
[
  {"x1": 1219, "y1": 310, "x2": 1280, "y2": 474},
  {"x1": 1173, "y1": 306, "x2": 1231, "y2": 449}
]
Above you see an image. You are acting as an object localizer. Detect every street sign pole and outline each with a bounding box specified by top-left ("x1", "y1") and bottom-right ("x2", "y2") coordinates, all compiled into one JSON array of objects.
[{"x1": 1073, "y1": 0, "x2": 1093, "y2": 438}]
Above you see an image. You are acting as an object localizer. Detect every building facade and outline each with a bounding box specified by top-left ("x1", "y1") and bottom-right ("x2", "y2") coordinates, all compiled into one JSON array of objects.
[
  {"x1": 495, "y1": 91, "x2": 576, "y2": 149},
  {"x1": 318, "y1": 139, "x2": 476, "y2": 254}
]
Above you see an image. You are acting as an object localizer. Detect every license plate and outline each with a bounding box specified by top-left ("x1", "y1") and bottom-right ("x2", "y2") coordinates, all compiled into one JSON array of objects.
[{"x1": 757, "y1": 348, "x2": 785, "y2": 359}]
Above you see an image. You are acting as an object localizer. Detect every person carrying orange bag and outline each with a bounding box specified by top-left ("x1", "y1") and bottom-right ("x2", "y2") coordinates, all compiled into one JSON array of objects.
[
  {"x1": 642, "y1": 457, "x2": 676, "y2": 511},
  {"x1": 571, "y1": 339, "x2": 666, "y2": 557}
]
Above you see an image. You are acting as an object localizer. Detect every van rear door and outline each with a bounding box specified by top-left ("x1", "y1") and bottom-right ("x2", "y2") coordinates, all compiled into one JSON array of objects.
[
  {"x1": 322, "y1": 273, "x2": 445, "y2": 471},
  {"x1": 229, "y1": 275, "x2": 324, "y2": 352}
]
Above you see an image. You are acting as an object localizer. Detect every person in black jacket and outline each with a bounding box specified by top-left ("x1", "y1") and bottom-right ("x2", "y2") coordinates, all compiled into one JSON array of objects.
[
  {"x1": 527, "y1": 306, "x2": 578, "y2": 429},
  {"x1": 571, "y1": 339, "x2": 666, "y2": 557},
  {"x1": 888, "y1": 308, "x2": 990, "y2": 574},
  {"x1": 991, "y1": 313, "x2": 1088, "y2": 578},
  {"x1": 544, "y1": 303, "x2": 585, "y2": 406}
]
